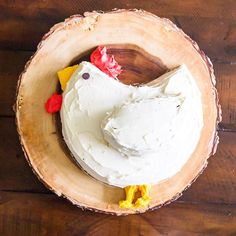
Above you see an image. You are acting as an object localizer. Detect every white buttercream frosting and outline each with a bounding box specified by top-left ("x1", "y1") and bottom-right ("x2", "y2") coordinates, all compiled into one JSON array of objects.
[{"x1": 60, "y1": 61, "x2": 203, "y2": 187}]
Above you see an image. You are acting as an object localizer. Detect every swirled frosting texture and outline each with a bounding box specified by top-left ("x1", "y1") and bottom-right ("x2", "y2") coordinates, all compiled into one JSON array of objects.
[{"x1": 60, "y1": 62, "x2": 203, "y2": 187}]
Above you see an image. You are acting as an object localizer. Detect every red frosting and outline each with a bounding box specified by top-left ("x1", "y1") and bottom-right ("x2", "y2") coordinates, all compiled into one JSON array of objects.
[
  {"x1": 90, "y1": 46, "x2": 122, "y2": 78},
  {"x1": 45, "y1": 93, "x2": 62, "y2": 113}
]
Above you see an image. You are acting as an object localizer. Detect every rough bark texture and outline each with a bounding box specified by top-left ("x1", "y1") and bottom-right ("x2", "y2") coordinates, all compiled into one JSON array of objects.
[{"x1": 15, "y1": 9, "x2": 220, "y2": 215}]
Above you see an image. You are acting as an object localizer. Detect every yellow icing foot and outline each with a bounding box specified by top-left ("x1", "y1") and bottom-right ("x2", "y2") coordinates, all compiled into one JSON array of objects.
[
  {"x1": 119, "y1": 200, "x2": 133, "y2": 209},
  {"x1": 134, "y1": 195, "x2": 151, "y2": 208},
  {"x1": 119, "y1": 185, "x2": 138, "y2": 208},
  {"x1": 119, "y1": 185, "x2": 151, "y2": 209},
  {"x1": 57, "y1": 64, "x2": 79, "y2": 91}
]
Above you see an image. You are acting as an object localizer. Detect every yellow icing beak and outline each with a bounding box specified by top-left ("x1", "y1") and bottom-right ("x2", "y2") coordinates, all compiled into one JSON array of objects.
[
  {"x1": 119, "y1": 185, "x2": 151, "y2": 209},
  {"x1": 57, "y1": 64, "x2": 79, "y2": 91}
]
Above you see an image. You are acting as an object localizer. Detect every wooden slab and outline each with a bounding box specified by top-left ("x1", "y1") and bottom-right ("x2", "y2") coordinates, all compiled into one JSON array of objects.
[
  {"x1": 0, "y1": 191, "x2": 235, "y2": 235},
  {"x1": 15, "y1": 10, "x2": 221, "y2": 214}
]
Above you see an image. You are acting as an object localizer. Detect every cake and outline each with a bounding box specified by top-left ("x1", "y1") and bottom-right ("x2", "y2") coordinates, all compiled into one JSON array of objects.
[
  {"x1": 16, "y1": 10, "x2": 221, "y2": 215},
  {"x1": 60, "y1": 60, "x2": 203, "y2": 186}
]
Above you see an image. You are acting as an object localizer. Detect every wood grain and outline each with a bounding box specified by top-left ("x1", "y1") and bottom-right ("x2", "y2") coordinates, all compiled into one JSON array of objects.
[
  {"x1": 215, "y1": 64, "x2": 236, "y2": 131},
  {"x1": 1, "y1": 117, "x2": 235, "y2": 204},
  {"x1": 73, "y1": 45, "x2": 168, "y2": 85},
  {"x1": 0, "y1": 50, "x2": 32, "y2": 116},
  {"x1": 0, "y1": 117, "x2": 49, "y2": 193},
  {"x1": 1, "y1": 0, "x2": 236, "y2": 20},
  {"x1": 0, "y1": 1, "x2": 235, "y2": 64},
  {"x1": 176, "y1": 16, "x2": 236, "y2": 63},
  {"x1": 0, "y1": 191, "x2": 235, "y2": 236},
  {"x1": 1, "y1": 49, "x2": 236, "y2": 130},
  {"x1": 14, "y1": 11, "x2": 220, "y2": 214}
]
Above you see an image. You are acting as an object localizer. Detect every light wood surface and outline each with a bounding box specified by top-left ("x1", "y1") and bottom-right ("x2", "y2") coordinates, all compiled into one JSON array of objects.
[
  {"x1": 0, "y1": 0, "x2": 236, "y2": 235},
  {"x1": 15, "y1": 10, "x2": 219, "y2": 215}
]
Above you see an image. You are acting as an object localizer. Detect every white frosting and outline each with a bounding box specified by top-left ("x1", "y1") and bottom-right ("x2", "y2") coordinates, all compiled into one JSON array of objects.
[
  {"x1": 61, "y1": 61, "x2": 203, "y2": 187},
  {"x1": 102, "y1": 97, "x2": 184, "y2": 157}
]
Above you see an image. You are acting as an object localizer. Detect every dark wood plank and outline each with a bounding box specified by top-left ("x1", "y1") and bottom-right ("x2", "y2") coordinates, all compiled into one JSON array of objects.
[
  {"x1": 0, "y1": 117, "x2": 49, "y2": 193},
  {"x1": 1, "y1": 49, "x2": 236, "y2": 129},
  {"x1": 1, "y1": 117, "x2": 236, "y2": 204},
  {"x1": 0, "y1": 0, "x2": 235, "y2": 64},
  {"x1": 0, "y1": 191, "x2": 235, "y2": 236},
  {"x1": 181, "y1": 130, "x2": 236, "y2": 204},
  {"x1": 1, "y1": 0, "x2": 235, "y2": 20},
  {"x1": 176, "y1": 16, "x2": 236, "y2": 63},
  {"x1": 215, "y1": 63, "x2": 236, "y2": 130},
  {"x1": 0, "y1": 191, "x2": 106, "y2": 236},
  {"x1": 0, "y1": 50, "x2": 33, "y2": 116}
]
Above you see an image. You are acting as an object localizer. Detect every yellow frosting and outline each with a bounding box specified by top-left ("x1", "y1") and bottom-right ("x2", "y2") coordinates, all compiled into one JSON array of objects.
[
  {"x1": 57, "y1": 65, "x2": 79, "y2": 91},
  {"x1": 119, "y1": 185, "x2": 151, "y2": 209}
]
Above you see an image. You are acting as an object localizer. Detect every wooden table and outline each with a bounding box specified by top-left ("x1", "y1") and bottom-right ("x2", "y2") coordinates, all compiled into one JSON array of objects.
[{"x1": 0, "y1": 1, "x2": 236, "y2": 235}]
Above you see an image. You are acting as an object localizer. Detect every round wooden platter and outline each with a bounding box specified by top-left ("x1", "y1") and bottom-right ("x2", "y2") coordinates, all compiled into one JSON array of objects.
[{"x1": 16, "y1": 9, "x2": 221, "y2": 215}]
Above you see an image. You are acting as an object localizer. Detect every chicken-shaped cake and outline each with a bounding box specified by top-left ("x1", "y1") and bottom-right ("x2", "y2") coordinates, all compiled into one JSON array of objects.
[{"x1": 46, "y1": 47, "x2": 203, "y2": 209}]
